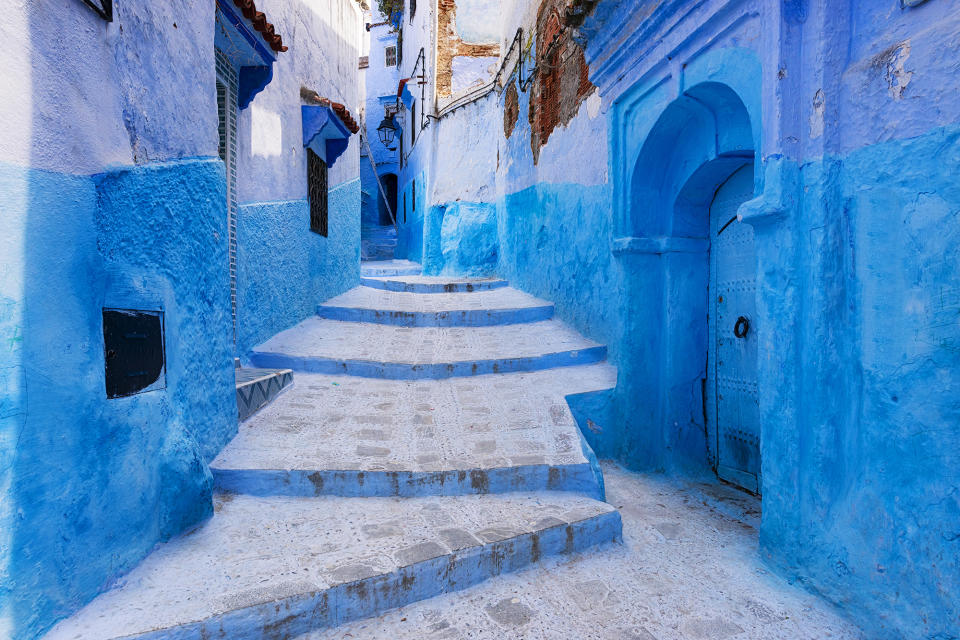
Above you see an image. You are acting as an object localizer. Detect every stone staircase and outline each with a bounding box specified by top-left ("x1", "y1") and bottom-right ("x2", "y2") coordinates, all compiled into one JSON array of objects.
[
  {"x1": 360, "y1": 225, "x2": 398, "y2": 261},
  {"x1": 45, "y1": 262, "x2": 621, "y2": 640}
]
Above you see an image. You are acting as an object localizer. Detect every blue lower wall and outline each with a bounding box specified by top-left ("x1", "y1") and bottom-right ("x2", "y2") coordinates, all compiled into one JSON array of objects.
[
  {"x1": 491, "y1": 125, "x2": 960, "y2": 639},
  {"x1": 422, "y1": 202, "x2": 498, "y2": 276},
  {"x1": 236, "y1": 178, "x2": 360, "y2": 356},
  {"x1": 0, "y1": 157, "x2": 235, "y2": 640},
  {"x1": 757, "y1": 127, "x2": 960, "y2": 640}
]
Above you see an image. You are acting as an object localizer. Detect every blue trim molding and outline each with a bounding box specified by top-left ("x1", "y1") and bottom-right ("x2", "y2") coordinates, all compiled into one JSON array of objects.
[
  {"x1": 215, "y1": 0, "x2": 278, "y2": 109},
  {"x1": 301, "y1": 106, "x2": 351, "y2": 167}
]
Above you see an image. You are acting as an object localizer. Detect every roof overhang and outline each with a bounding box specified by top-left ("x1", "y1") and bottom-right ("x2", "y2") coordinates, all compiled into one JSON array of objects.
[
  {"x1": 215, "y1": 0, "x2": 288, "y2": 109},
  {"x1": 302, "y1": 105, "x2": 352, "y2": 167}
]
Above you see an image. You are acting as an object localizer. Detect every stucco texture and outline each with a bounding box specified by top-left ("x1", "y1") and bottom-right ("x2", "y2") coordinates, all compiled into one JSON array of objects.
[
  {"x1": 236, "y1": 179, "x2": 361, "y2": 357},
  {"x1": 0, "y1": 158, "x2": 235, "y2": 640}
]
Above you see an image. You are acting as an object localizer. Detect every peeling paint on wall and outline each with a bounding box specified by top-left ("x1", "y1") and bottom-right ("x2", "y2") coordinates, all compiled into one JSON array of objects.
[
  {"x1": 875, "y1": 40, "x2": 913, "y2": 100},
  {"x1": 437, "y1": 0, "x2": 500, "y2": 99},
  {"x1": 504, "y1": 83, "x2": 519, "y2": 137},
  {"x1": 810, "y1": 88, "x2": 825, "y2": 139},
  {"x1": 528, "y1": 0, "x2": 595, "y2": 163}
]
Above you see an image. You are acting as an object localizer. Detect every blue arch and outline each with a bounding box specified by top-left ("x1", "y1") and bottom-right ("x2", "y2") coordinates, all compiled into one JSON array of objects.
[{"x1": 630, "y1": 80, "x2": 756, "y2": 237}]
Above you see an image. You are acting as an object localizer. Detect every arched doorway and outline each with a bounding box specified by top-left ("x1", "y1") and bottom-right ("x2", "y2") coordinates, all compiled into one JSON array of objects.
[
  {"x1": 707, "y1": 163, "x2": 760, "y2": 492},
  {"x1": 379, "y1": 173, "x2": 398, "y2": 226},
  {"x1": 619, "y1": 78, "x2": 761, "y2": 493}
]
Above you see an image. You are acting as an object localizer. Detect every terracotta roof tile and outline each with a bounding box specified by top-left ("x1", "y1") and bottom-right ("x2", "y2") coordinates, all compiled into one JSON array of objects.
[
  {"x1": 300, "y1": 87, "x2": 360, "y2": 134},
  {"x1": 233, "y1": 0, "x2": 288, "y2": 52}
]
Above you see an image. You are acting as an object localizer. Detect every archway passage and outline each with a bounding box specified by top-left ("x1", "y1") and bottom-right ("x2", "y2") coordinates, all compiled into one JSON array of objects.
[
  {"x1": 379, "y1": 173, "x2": 398, "y2": 226},
  {"x1": 708, "y1": 163, "x2": 760, "y2": 493}
]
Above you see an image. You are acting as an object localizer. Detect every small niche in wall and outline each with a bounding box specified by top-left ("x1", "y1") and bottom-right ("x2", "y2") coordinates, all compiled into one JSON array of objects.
[{"x1": 103, "y1": 308, "x2": 166, "y2": 398}]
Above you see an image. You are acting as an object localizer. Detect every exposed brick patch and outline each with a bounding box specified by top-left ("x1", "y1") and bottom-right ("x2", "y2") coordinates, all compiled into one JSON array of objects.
[
  {"x1": 437, "y1": 0, "x2": 500, "y2": 98},
  {"x1": 504, "y1": 83, "x2": 519, "y2": 138},
  {"x1": 528, "y1": 0, "x2": 595, "y2": 163}
]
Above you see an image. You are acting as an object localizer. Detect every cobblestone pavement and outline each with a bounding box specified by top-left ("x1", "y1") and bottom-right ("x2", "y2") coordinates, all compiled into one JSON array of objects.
[
  {"x1": 45, "y1": 492, "x2": 618, "y2": 640},
  {"x1": 301, "y1": 463, "x2": 865, "y2": 640},
  {"x1": 321, "y1": 286, "x2": 552, "y2": 314},
  {"x1": 253, "y1": 317, "x2": 603, "y2": 366},
  {"x1": 215, "y1": 366, "x2": 616, "y2": 473}
]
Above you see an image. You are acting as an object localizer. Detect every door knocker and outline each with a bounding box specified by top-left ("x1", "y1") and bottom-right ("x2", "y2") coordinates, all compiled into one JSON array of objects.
[{"x1": 734, "y1": 316, "x2": 750, "y2": 338}]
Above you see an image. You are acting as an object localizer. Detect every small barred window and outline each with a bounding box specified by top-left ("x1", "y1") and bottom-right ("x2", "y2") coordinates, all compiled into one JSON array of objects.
[
  {"x1": 307, "y1": 149, "x2": 328, "y2": 236},
  {"x1": 385, "y1": 46, "x2": 397, "y2": 67}
]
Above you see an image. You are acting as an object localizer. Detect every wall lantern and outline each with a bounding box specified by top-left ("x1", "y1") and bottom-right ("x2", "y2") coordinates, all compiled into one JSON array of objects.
[{"x1": 377, "y1": 115, "x2": 397, "y2": 145}]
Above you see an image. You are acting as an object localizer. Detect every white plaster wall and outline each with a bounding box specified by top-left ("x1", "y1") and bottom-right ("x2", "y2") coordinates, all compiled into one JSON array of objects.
[
  {"x1": 455, "y1": 0, "x2": 501, "y2": 43},
  {"x1": 0, "y1": 0, "x2": 218, "y2": 174},
  {"x1": 430, "y1": 92, "x2": 499, "y2": 203},
  {"x1": 364, "y1": 8, "x2": 401, "y2": 168},
  {"x1": 236, "y1": 0, "x2": 364, "y2": 202}
]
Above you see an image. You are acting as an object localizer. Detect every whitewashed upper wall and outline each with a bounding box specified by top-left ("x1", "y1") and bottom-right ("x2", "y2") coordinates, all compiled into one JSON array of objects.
[
  {"x1": 0, "y1": 0, "x2": 218, "y2": 174},
  {"x1": 237, "y1": 0, "x2": 364, "y2": 202}
]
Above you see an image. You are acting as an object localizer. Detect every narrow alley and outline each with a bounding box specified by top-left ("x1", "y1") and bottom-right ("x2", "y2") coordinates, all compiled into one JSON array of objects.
[
  {"x1": 2, "y1": 1, "x2": 958, "y2": 639},
  {"x1": 45, "y1": 265, "x2": 860, "y2": 639}
]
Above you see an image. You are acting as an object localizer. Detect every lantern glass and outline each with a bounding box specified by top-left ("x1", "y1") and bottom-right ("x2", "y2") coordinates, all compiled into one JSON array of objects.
[{"x1": 377, "y1": 116, "x2": 396, "y2": 145}]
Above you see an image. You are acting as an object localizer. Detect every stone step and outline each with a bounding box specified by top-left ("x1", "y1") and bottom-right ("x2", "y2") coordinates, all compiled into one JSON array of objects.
[
  {"x1": 317, "y1": 287, "x2": 553, "y2": 327},
  {"x1": 249, "y1": 318, "x2": 607, "y2": 380},
  {"x1": 235, "y1": 367, "x2": 293, "y2": 422},
  {"x1": 212, "y1": 366, "x2": 615, "y2": 499},
  {"x1": 361, "y1": 259, "x2": 422, "y2": 277},
  {"x1": 361, "y1": 275, "x2": 509, "y2": 293},
  {"x1": 44, "y1": 492, "x2": 622, "y2": 640}
]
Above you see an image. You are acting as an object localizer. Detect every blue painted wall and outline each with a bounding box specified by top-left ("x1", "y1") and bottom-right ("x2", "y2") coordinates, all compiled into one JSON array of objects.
[
  {"x1": 236, "y1": 179, "x2": 361, "y2": 356},
  {"x1": 0, "y1": 0, "x2": 364, "y2": 634},
  {"x1": 0, "y1": 158, "x2": 234, "y2": 640},
  {"x1": 756, "y1": 129, "x2": 960, "y2": 640},
  {"x1": 402, "y1": 0, "x2": 960, "y2": 637}
]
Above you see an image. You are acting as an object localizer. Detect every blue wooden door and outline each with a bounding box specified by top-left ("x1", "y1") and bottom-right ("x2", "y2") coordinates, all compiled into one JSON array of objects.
[{"x1": 709, "y1": 164, "x2": 760, "y2": 493}]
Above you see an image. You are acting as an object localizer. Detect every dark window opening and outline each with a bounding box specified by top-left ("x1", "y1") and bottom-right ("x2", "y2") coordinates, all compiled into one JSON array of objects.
[
  {"x1": 410, "y1": 0, "x2": 417, "y2": 20},
  {"x1": 411, "y1": 103, "x2": 417, "y2": 144},
  {"x1": 399, "y1": 130, "x2": 404, "y2": 168},
  {"x1": 308, "y1": 149, "x2": 328, "y2": 236},
  {"x1": 412, "y1": 179, "x2": 416, "y2": 212},
  {"x1": 103, "y1": 308, "x2": 165, "y2": 398},
  {"x1": 379, "y1": 173, "x2": 398, "y2": 225},
  {"x1": 403, "y1": 192, "x2": 407, "y2": 223},
  {"x1": 385, "y1": 45, "x2": 397, "y2": 67}
]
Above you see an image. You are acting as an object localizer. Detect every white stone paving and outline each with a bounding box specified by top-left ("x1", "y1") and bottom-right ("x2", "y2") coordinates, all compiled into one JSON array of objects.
[
  {"x1": 299, "y1": 463, "x2": 866, "y2": 640},
  {"x1": 364, "y1": 275, "x2": 506, "y2": 286},
  {"x1": 44, "y1": 492, "x2": 616, "y2": 640},
  {"x1": 360, "y1": 259, "x2": 422, "y2": 276},
  {"x1": 213, "y1": 366, "x2": 616, "y2": 474},
  {"x1": 320, "y1": 286, "x2": 550, "y2": 314},
  {"x1": 252, "y1": 317, "x2": 602, "y2": 366}
]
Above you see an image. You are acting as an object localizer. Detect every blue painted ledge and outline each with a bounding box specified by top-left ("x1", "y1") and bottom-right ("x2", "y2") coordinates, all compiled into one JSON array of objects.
[
  {"x1": 212, "y1": 463, "x2": 604, "y2": 500},
  {"x1": 315, "y1": 304, "x2": 554, "y2": 327},
  {"x1": 249, "y1": 345, "x2": 608, "y2": 380},
  {"x1": 611, "y1": 236, "x2": 709, "y2": 255},
  {"x1": 97, "y1": 509, "x2": 621, "y2": 639},
  {"x1": 360, "y1": 277, "x2": 509, "y2": 293}
]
